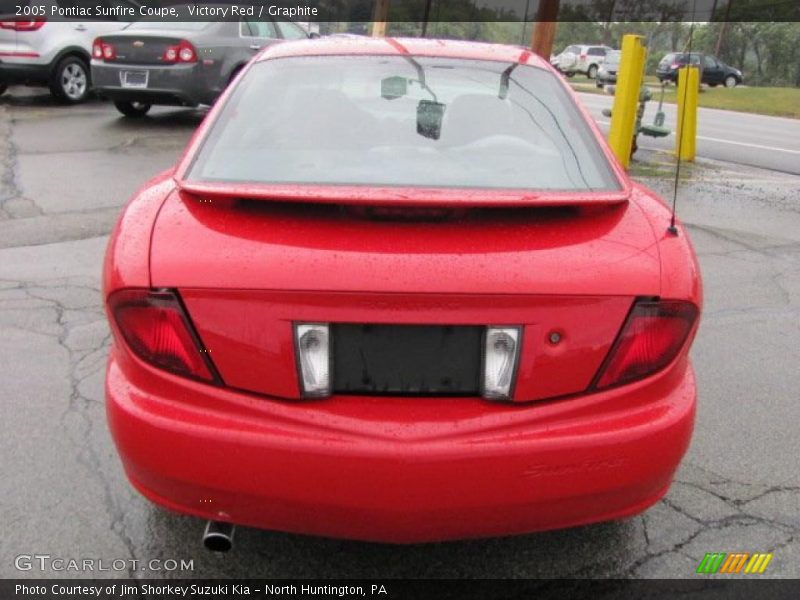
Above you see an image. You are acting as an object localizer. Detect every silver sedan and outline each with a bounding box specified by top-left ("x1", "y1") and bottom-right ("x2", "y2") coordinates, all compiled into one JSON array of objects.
[{"x1": 91, "y1": 17, "x2": 312, "y2": 117}]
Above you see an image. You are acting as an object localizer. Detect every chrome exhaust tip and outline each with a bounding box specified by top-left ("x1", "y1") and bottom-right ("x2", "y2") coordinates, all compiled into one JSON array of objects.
[{"x1": 203, "y1": 520, "x2": 235, "y2": 552}]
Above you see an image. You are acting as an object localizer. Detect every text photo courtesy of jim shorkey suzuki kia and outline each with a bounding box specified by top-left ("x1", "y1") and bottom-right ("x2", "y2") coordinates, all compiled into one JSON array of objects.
[
  {"x1": 1, "y1": 0, "x2": 800, "y2": 591},
  {"x1": 15, "y1": 583, "x2": 386, "y2": 597}
]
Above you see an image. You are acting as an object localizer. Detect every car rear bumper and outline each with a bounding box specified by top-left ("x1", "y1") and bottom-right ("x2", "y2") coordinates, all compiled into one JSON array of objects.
[
  {"x1": 106, "y1": 350, "x2": 696, "y2": 543},
  {"x1": 91, "y1": 61, "x2": 213, "y2": 107},
  {"x1": 597, "y1": 71, "x2": 617, "y2": 85},
  {"x1": 656, "y1": 69, "x2": 678, "y2": 82},
  {"x1": 0, "y1": 60, "x2": 50, "y2": 85}
]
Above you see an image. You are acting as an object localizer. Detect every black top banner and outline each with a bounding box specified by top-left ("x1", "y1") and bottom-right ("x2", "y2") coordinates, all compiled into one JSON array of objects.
[{"x1": 1, "y1": 0, "x2": 798, "y2": 23}]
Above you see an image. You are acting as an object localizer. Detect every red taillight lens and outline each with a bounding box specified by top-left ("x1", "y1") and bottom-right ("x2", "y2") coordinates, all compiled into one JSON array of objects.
[
  {"x1": 162, "y1": 40, "x2": 197, "y2": 63},
  {"x1": 93, "y1": 38, "x2": 116, "y2": 61},
  {"x1": 593, "y1": 300, "x2": 698, "y2": 390},
  {"x1": 0, "y1": 19, "x2": 46, "y2": 31},
  {"x1": 109, "y1": 289, "x2": 217, "y2": 383},
  {"x1": 178, "y1": 44, "x2": 195, "y2": 62},
  {"x1": 670, "y1": 62, "x2": 680, "y2": 69}
]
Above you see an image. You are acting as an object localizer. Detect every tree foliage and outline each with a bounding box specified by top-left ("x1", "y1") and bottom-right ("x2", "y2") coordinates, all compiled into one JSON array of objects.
[{"x1": 328, "y1": 0, "x2": 800, "y2": 87}]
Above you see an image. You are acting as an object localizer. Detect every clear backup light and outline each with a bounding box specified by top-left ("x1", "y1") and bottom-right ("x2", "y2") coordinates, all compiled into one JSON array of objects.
[
  {"x1": 482, "y1": 327, "x2": 521, "y2": 400},
  {"x1": 295, "y1": 324, "x2": 331, "y2": 397}
]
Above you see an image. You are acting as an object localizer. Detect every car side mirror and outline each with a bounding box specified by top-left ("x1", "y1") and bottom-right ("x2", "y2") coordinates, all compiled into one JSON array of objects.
[
  {"x1": 381, "y1": 76, "x2": 408, "y2": 100},
  {"x1": 417, "y1": 99, "x2": 445, "y2": 140}
]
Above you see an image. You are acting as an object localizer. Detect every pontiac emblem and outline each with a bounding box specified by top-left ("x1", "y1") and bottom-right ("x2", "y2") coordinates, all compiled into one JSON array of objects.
[{"x1": 132, "y1": 40, "x2": 144, "y2": 47}]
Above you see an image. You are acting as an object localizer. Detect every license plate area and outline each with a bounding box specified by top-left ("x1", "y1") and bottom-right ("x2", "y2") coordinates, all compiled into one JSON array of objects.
[
  {"x1": 120, "y1": 70, "x2": 148, "y2": 89},
  {"x1": 332, "y1": 324, "x2": 482, "y2": 395}
]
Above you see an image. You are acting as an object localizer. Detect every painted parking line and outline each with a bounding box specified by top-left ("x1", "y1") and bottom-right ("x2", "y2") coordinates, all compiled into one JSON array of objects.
[
  {"x1": 594, "y1": 120, "x2": 800, "y2": 155},
  {"x1": 693, "y1": 135, "x2": 800, "y2": 155}
]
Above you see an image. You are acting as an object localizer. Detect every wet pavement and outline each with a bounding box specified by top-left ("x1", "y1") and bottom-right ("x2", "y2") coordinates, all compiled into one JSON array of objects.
[{"x1": 1, "y1": 88, "x2": 798, "y2": 579}]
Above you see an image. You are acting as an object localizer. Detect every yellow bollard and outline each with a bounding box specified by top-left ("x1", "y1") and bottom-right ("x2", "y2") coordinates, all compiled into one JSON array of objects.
[
  {"x1": 608, "y1": 35, "x2": 646, "y2": 169},
  {"x1": 675, "y1": 66, "x2": 699, "y2": 161}
]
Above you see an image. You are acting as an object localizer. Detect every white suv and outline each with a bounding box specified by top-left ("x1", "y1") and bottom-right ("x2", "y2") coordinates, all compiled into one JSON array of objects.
[
  {"x1": 0, "y1": 1, "x2": 137, "y2": 103},
  {"x1": 550, "y1": 44, "x2": 613, "y2": 79}
]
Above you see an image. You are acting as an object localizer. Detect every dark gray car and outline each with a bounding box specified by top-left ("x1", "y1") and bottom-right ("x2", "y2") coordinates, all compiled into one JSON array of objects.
[{"x1": 91, "y1": 18, "x2": 311, "y2": 117}]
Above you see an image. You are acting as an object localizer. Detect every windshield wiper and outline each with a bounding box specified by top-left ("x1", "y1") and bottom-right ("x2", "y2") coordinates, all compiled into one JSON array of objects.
[{"x1": 499, "y1": 63, "x2": 518, "y2": 99}]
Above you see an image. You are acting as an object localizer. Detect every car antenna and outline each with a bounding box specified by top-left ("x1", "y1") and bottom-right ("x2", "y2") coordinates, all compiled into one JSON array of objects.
[{"x1": 668, "y1": 0, "x2": 697, "y2": 237}]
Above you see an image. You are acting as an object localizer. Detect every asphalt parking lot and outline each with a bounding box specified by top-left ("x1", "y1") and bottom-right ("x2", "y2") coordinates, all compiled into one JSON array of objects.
[{"x1": 1, "y1": 87, "x2": 799, "y2": 579}]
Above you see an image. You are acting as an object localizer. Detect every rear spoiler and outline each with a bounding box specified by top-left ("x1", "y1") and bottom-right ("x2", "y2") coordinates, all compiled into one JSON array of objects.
[{"x1": 175, "y1": 179, "x2": 630, "y2": 208}]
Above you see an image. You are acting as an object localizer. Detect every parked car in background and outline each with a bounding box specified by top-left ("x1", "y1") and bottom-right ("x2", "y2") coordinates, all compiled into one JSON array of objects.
[
  {"x1": 0, "y1": 0, "x2": 139, "y2": 103},
  {"x1": 656, "y1": 52, "x2": 743, "y2": 87},
  {"x1": 91, "y1": 16, "x2": 313, "y2": 117},
  {"x1": 103, "y1": 37, "x2": 702, "y2": 545},
  {"x1": 596, "y1": 49, "x2": 620, "y2": 88},
  {"x1": 550, "y1": 44, "x2": 613, "y2": 79}
]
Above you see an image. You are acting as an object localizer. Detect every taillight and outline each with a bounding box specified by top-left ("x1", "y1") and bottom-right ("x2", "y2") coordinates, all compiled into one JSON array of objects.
[
  {"x1": 670, "y1": 62, "x2": 680, "y2": 69},
  {"x1": 162, "y1": 40, "x2": 197, "y2": 64},
  {"x1": 593, "y1": 300, "x2": 698, "y2": 390},
  {"x1": 178, "y1": 45, "x2": 195, "y2": 62},
  {"x1": 108, "y1": 289, "x2": 218, "y2": 383},
  {"x1": 93, "y1": 38, "x2": 116, "y2": 61},
  {"x1": 0, "y1": 19, "x2": 46, "y2": 31}
]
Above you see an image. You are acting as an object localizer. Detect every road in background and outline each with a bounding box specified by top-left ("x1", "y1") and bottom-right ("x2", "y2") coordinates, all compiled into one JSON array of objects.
[{"x1": 576, "y1": 91, "x2": 800, "y2": 175}]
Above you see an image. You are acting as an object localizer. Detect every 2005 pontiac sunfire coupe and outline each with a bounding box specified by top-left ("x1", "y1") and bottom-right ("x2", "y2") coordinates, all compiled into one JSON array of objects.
[{"x1": 103, "y1": 37, "x2": 702, "y2": 543}]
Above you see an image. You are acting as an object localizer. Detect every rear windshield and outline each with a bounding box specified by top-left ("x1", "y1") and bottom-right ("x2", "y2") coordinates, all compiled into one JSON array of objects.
[{"x1": 188, "y1": 56, "x2": 620, "y2": 192}]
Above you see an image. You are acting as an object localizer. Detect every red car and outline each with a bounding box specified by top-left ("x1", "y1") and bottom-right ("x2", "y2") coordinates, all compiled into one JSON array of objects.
[{"x1": 103, "y1": 37, "x2": 702, "y2": 547}]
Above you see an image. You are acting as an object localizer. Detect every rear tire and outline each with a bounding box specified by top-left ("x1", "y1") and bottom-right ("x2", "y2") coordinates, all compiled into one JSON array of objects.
[
  {"x1": 587, "y1": 64, "x2": 598, "y2": 79},
  {"x1": 564, "y1": 71, "x2": 575, "y2": 78},
  {"x1": 114, "y1": 100, "x2": 152, "y2": 118},
  {"x1": 50, "y1": 55, "x2": 90, "y2": 104}
]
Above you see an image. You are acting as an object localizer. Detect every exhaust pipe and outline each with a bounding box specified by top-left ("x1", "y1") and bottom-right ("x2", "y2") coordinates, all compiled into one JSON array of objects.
[{"x1": 203, "y1": 520, "x2": 235, "y2": 552}]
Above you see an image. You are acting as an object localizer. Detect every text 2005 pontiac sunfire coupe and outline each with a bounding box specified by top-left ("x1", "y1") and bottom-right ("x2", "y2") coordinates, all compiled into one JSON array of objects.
[{"x1": 103, "y1": 37, "x2": 702, "y2": 546}]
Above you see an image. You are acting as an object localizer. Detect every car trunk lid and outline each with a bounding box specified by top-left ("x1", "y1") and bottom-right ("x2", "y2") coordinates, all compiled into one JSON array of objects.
[{"x1": 148, "y1": 189, "x2": 660, "y2": 402}]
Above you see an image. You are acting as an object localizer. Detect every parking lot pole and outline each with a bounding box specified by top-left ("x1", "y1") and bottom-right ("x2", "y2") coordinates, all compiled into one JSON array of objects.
[
  {"x1": 530, "y1": 1, "x2": 559, "y2": 58},
  {"x1": 608, "y1": 34, "x2": 646, "y2": 168},
  {"x1": 371, "y1": 0, "x2": 390, "y2": 37},
  {"x1": 675, "y1": 66, "x2": 699, "y2": 161}
]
